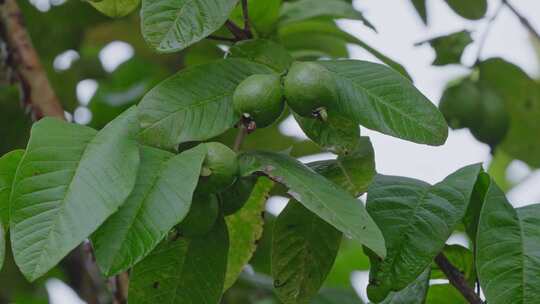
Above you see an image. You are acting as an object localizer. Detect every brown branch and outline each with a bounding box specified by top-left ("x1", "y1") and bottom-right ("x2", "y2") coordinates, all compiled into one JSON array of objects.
[
  {"x1": 435, "y1": 253, "x2": 484, "y2": 304},
  {"x1": 112, "y1": 272, "x2": 129, "y2": 304},
  {"x1": 207, "y1": 35, "x2": 239, "y2": 43},
  {"x1": 241, "y1": 0, "x2": 253, "y2": 38},
  {"x1": 502, "y1": 0, "x2": 540, "y2": 42},
  {"x1": 225, "y1": 20, "x2": 248, "y2": 40},
  {"x1": 0, "y1": 0, "x2": 64, "y2": 119},
  {"x1": 233, "y1": 124, "x2": 248, "y2": 151}
]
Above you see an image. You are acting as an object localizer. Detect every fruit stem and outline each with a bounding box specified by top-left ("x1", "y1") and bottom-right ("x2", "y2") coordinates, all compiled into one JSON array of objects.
[
  {"x1": 241, "y1": 0, "x2": 253, "y2": 38},
  {"x1": 233, "y1": 124, "x2": 249, "y2": 151}
]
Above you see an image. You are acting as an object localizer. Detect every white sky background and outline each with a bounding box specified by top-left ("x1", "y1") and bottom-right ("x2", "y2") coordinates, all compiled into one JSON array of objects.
[{"x1": 33, "y1": 0, "x2": 540, "y2": 302}]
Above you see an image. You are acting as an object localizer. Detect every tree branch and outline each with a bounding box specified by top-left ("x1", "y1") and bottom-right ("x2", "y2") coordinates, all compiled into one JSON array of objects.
[
  {"x1": 225, "y1": 20, "x2": 248, "y2": 40},
  {"x1": 435, "y1": 253, "x2": 484, "y2": 304},
  {"x1": 502, "y1": 0, "x2": 540, "y2": 42},
  {"x1": 0, "y1": 0, "x2": 64, "y2": 120},
  {"x1": 241, "y1": 0, "x2": 253, "y2": 38},
  {"x1": 207, "y1": 35, "x2": 239, "y2": 43},
  {"x1": 111, "y1": 272, "x2": 129, "y2": 304}
]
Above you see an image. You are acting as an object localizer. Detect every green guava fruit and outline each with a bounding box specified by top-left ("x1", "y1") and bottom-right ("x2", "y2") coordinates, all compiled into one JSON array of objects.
[
  {"x1": 197, "y1": 142, "x2": 239, "y2": 193},
  {"x1": 439, "y1": 80, "x2": 482, "y2": 129},
  {"x1": 283, "y1": 62, "x2": 337, "y2": 117},
  {"x1": 470, "y1": 86, "x2": 509, "y2": 148},
  {"x1": 233, "y1": 74, "x2": 285, "y2": 128}
]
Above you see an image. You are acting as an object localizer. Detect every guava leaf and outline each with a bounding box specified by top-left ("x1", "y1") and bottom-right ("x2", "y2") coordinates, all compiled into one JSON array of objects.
[
  {"x1": 10, "y1": 107, "x2": 140, "y2": 281},
  {"x1": 141, "y1": 0, "x2": 239, "y2": 52},
  {"x1": 312, "y1": 288, "x2": 364, "y2": 304},
  {"x1": 308, "y1": 137, "x2": 376, "y2": 197},
  {"x1": 138, "y1": 59, "x2": 273, "y2": 150},
  {"x1": 476, "y1": 183, "x2": 540, "y2": 304},
  {"x1": 0, "y1": 150, "x2": 24, "y2": 226},
  {"x1": 228, "y1": 39, "x2": 293, "y2": 73},
  {"x1": 0, "y1": 223, "x2": 4, "y2": 272},
  {"x1": 444, "y1": 0, "x2": 487, "y2": 20},
  {"x1": 317, "y1": 60, "x2": 448, "y2": 146},
  {"x1": 92, "y1": 144, "x2": 206, "y2": 276},
  {"x1": 294, "y1": 113, "x2": 360, "y2": 155},
  {"x1": 239, "y1": 151, "x2": 385, "y2": 258},
  {"x1": 411, "y1": 0, "x2": 428, "y2": 24},
  {"x1": 129, "y1": 216, "x2": 229, "y2": 304},
  {"x1": 279, "y1": 0, "x2": 375, "y2": 31},
  {"x1": 224, "y1": 177, "x2": 274, "y2": 290},
  {"x1": 365, "y1": 164, "x2": 482, "y2": 301},
  {"x1": 88, "y1": 0, "x2": 140, "y2": 18},
  {"x1": 422, "y1": 30, "x2": 472, "y2": 66},
  {"x1": 379, "y1": 269, "x2": 430, "y2": 304},
  {"x1": 272, "y1": 201, "x2": 342, "y2": 304}
]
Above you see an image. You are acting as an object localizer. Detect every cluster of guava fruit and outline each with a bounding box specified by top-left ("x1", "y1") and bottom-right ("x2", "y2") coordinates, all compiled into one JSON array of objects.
[{"x1": 184, "y1": 62, "x2": 338, "y2": 232}]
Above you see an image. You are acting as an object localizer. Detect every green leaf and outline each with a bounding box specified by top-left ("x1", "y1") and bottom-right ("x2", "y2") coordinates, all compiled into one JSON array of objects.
[
  {"x1": 411, "y1": 0, "x2": 428, "y2": 24},
  {"x1": 308, "y1": 137, "x2": 376, "y2": 197},
  {"x1": 272, "y1": 201, "x2": 342, "y2": 304},
  {"x1": 316, "y1": 60, "x2": 448, "y2": 146},
  {"x1": 92, "y1": 144, "x2": 206, "y2": 276},
  {"x1": 294, "y1": 113, "x2": 361, "y2": 155},
  {"x1": 325, "y1": 240, "x2": 370, "y2": 288},
  {"x1": 278, "y1": 20, "x2": 410, "y2": 78},
  {"x1": 88, "y1": 0, "x2": 140, "y2": 18},
  {"x1": 224, "y1": 177, "x2": 274, "y2": 290},
  {"x1": 476, "y1": 183, "x2": 540, "y2": 304},
  {"x1": 311, "y1": 288, "x2": 364, "y2": 304},
  {"x1": 444, "y1": 0, "x2": 487, "y2": 20},
  {"x1": 365, "y1": 164, "x2": 482, "y2": 302},
  {"x1": 426, "y1": 284, "x2": 467, "y2": 304},
  {"x1": 422, "y1": 30, "x2": 472, "y2": 66},
  {"x1": 431, "y1": 245, "x2": 475, "y2": 286},
  {"x1": 10, "y1": 108, "x2": 140, "y2": 281},
  {"x1": 238, "y1": 151, "x2": 386, "y2": 258},
  {"x1": 465, "y1": 172, "x2": 490, "y2": 232},
  {"x1": 141, "y1": 0, "x2": 239, "y2": 52},
  {"x1": 129, "y1": 216, "x2": 229, "y2": 304},
  {"x1": 228, "y1": 39, "x2": 293, "y2": 73},
  {"x1": 478, "y1": 58, "x2": 540, "y2": 167},
  {"x1": 0, "y1": 223, "x2": 4, "y2": 272},
  {"x1": 379, "y1": 269, "x2": 430, "y2": 304},
  {"x1": 138, "y1": 59, "x2": 273, "y2": 150},
  {"x1": 279, "y1": 0, "x2": 375, "y2": 31},
  {"x1": 0, "y1": 150, "x2": 24, "y2": 226}
]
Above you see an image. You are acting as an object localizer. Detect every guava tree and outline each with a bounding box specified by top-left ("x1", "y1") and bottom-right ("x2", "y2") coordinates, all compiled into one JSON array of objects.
[{"x1": 0, "y1": 0, "x2": 539, "y2": 303}]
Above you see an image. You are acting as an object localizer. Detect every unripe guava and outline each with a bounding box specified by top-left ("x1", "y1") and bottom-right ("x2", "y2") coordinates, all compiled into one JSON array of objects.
[
  {"x1": 439, "y1": 80, "x2": 482, "y2": 129},
  {"x1": 178, "y1": 193, "x2": 219, "y2": 237},
  {"x1": 233, "y1": 74, "x2": 285, "y2": 128},
  {"x1": 197, "y1": 142, "x2": 239, "y2": 193},
  {"x1": 470, "y1": 86, "x2": 509, "y2": 148},
  {"x1": 283, "y1": 62, "x2": 337, "y2": 117}
]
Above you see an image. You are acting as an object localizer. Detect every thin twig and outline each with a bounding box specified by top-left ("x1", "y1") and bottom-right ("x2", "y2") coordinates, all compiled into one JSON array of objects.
[
  {"x1": 0, "y1": 0, "x2": 64, "y2": 119},
  {"x1": 435, "y1": 253, "x2": 484, "y2": 304},
  {"x1": 474, "y1": 2, "x2": 504, "y2": 65},
  {"x1": 502, "y1": 0, "x2": 540, "y2": 42},
  {"x1": 112, "y1": 272, "x2": 129, "y2": 304},
  {"x1": 233, "y1": 124, "x2": 248, "y2": 152},
  {"x1": 225, "y1": 20, "x2": 248, "y2": 40},
  {"x1": 241, "y1": 0, "x2": 253, "y2": 38},
  {"x1": 207, "y1": 35, "x2": 238, "y2": 42}
]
